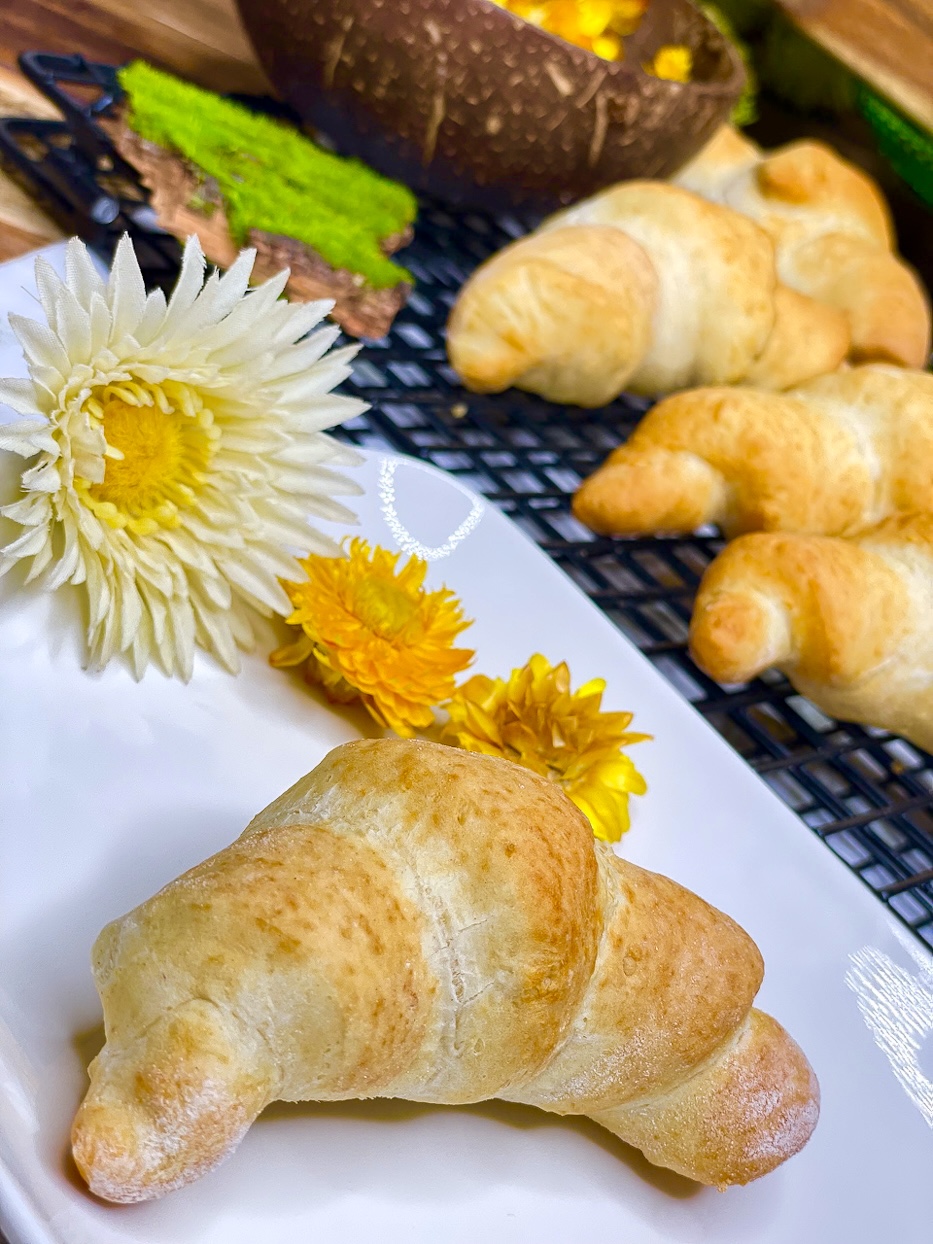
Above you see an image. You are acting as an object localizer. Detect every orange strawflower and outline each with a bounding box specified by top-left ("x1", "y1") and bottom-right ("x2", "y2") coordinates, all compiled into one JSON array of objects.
[{"x1": 270, "y1": 538, "x2": 474, "y2": 736}]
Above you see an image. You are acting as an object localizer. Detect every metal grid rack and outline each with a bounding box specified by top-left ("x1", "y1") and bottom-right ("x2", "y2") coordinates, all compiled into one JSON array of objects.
[{"x1": 3, "y1": 53, "x2": 933, "y2": 948}]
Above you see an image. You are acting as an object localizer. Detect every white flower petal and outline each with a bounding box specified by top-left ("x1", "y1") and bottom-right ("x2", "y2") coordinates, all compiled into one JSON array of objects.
[
  {"x1": 218, "y1": 554, "x2": 292, "y2": 615},
  {"x1": 206, "y1": 248, "x2": 256, "y2": 319},
  {"x1": 117, "y1": 571, "x2": 144, "y2": 651},
  {"x1": 65, "y1": 237, "x2": 106, "y2": 305},
  {"x1": 130, "y1": 606, "x2": 156, "y2": 681},
  {"x1": 266, "y1": 326, "x2": 346, "y2": 379},
  {"x1": 1, "y1": 523, "x2": 51, "y2": 560},
  {"x1": 34, "y1": 257, "x2": 66, "y2": 330},
  {"x1": 296, "y1": 493, "x2": 361, "y2": 524},
  {"x1": 245, "y1": 506, "x2": 320, "y2": 550},
  {"x1": 0, "y1": 377, "x2": 40, "y2": 415},
  {"x1": 107, "y1": 234, "x2": 148, "y2": 342},
  {"x1": 72, "y1": 502, "x2": 104, "y2": 551},
  {"x1": 165, "y1": 596, "x2": 196, "y2": 682},
  {"x1": 213, "y1": 426, "x2": 288, "y2": 454},
  {"x1": 162, "y1": 269, "x2": 224, "y2": 345},
  {"x1": 44, "y1": 525, "x2": 83, "y2": 590},
  {"x1": 54, "y1": 283, "x2": 93, "y2": 365},
  {"x1": 92, "y1": 590, "x2": 122, "y2": 669},
  {"x1": 269, "y1": 466, "x2": 358, "y2": 502},
  {"x1": 200, "y1": 283, "x2": 291, "y2": 359},
  {"x1": 190, "y1": 589, "x2": 239, "y2": 673},
  {"x1": 182, "y1": 509, "x2": 244, "y2": 550},
  {"x1": 272, "y1": 301, "x2": 333, "y2": 348},
  {"x1": 87, "y1": 292, "x2": 113, "y2": 357},
  {"x1": 231, "y1": 599, "x2": 257, "y2": 643},
  {"x1": 318, "y1": 439, "x2": 366, "y2": 469},
  {"x1": 137, "y1": 577, "x2": 169, "y2": 645},
  {"x1": 23, "y1": 532, "x2": 55, "y2": 582},
  {"x1": 189, "y1": 566, "x2": 232, "y2": 609},
  {"x1": 248, "y1": 542, "x2": 302, "y2": 581},
  {"x1": 21, "y1": 460, "x2": 61, "y2": 492},
  {"x1": 290, "y1": 525, "x2": 343, "y2": 557},
  {"x1": 0, "y1": 419, "x2": 56, "y2": 456},
  {"x1": 30, "y1": 364, "x2": 68, "y2": 400},
  {"x1": 133, "y1": 288, "x2": 168, "y2": 346},
  {"x1": 160, "y1": 235, "x2": 206, "y2": 334},
  {"x1": 9, "y1": 314, "x2": 71, "y2": 377},
  {"x1": 84, "y1": 552, "x2": 112, "y2": 632},
  {"x1": 1, "y1": 494, "x2": 51, "y2": 524},
  {"x1": 276, "y1": 359, "x2": 359, "y2": 404}
]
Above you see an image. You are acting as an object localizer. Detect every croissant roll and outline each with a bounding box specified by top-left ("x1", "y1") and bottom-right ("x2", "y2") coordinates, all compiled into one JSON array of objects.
[
  {"x1": 445, "y1": 224, "x2": 659, "y2": 408},
  {"x1": 690, "y1": 514, "x2": 933, "y2": 751},
  {"x1": 72, "y1": 739, "x2": 818, "y2": 1202},
  {"x1": 676, "y1": 126, "x2": 932, "y2": 368},
  {"x1": 573, "y1": 365, "x2": 933, "y2": 539},
  {"x1": 447, "y1": 181, "x2": 849, "y2": 405}
]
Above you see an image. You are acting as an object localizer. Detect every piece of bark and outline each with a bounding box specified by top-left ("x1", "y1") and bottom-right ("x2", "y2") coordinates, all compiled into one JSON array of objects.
[{"x1": 101, "y1": 113, "x2": 412, "y2": 338}]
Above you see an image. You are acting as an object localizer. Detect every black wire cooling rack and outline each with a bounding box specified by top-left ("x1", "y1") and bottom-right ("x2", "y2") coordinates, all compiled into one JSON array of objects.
[{"x1": 3, "y1": 52, "x2": 933, "y2": 949}]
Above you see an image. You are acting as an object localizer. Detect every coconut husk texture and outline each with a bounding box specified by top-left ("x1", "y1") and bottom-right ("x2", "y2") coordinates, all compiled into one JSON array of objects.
[{"x1": 235, "y1": 0, "x2": 745, "y2": 210}]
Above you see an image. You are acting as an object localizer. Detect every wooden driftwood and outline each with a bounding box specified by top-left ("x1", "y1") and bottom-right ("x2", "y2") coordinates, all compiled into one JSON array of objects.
[{"x1": 102, "y1": 113, "x2": 412, "y2": 339}]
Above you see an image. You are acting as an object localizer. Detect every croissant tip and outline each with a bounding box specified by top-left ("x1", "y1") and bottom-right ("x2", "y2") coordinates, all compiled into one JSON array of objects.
[{"x1": 690, "y1": 589, "x2": 784, "y2": 685}]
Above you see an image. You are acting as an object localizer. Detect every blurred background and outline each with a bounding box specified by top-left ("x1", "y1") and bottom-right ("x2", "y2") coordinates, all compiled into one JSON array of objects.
[{"x1": 0, "y1": 0, "x2": 931, "y2": 279}]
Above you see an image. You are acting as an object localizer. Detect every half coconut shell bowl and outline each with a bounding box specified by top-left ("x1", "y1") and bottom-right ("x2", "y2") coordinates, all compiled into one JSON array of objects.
[{"x1": 236, "y1": 0, "x2": 745, "y2": 212}]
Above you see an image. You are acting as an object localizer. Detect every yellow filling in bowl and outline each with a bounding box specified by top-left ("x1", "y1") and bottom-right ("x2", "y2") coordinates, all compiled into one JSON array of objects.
[{"x1": 490, "y1": 0, "x2": 692, "y2": 79}]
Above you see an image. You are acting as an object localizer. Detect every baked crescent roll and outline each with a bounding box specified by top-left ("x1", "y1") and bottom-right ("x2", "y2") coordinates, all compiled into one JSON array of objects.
[
  {"x1": 71, "y1": 739, "x2": 818, "y2": 1202},
  {"x1": 447, "y1": 182, "x2": 849, "y2": 405},
  {"x1": 690, "y1": 514, "x2": 933, "y2": 752},
  {"x1": 573, "y1": 365, "x2": 933, "y2": 539},
  {"x1": 676, "y1": 126, "x2": 932, "y2": 369}
]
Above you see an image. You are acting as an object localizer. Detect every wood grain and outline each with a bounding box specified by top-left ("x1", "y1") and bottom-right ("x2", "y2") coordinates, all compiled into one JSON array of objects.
[
  {"x1": 0, "y1": 64, "x2": 64, "y2": 260},
  {"x1": 0, "y1": 0, "x2": 268, "y2": 93},
  {"x1": 777, "y1": 0, "x2": 933, "y2": 131},
  {"x1": 0, "y1": 0, "x2": 269, "y2": 260}
]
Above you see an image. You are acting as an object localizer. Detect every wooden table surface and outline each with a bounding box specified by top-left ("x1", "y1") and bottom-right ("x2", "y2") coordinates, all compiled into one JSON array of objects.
[
  {"x1": 0, "y1": 0, "x2": 930, "y2": 264},
  {"x1": 778, "y1": 0, "x2": 933, "y2": 132},
  {"x1": 0, "y1": 0, "x2": 267, "y2": 94},
  {"x1": 1, "y1": 0, "x2": 930, "y2": 123}
]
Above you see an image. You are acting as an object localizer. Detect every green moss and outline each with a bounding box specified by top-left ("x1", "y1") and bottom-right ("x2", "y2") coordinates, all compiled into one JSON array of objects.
[
  {"x1": 118, "y1": 61, "x2": 416, "y2": 290},
  {"x1": 701, "y1": 4, "x2": 759, "y2": 127}
]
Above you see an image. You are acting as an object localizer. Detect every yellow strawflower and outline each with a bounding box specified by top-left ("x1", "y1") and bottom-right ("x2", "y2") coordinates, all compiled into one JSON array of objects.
[
  {"x1": 490, "y1": 0, "x2": 649, "y2": 61},
  {"x1": 646, "y1": 44, "x2": 693, "y2": 82},
  {"x1": 442, "y1": 653, "x2": 649, "y2": 842},
  {"x1": 270, "y1": 538, "x2": 474, "y2": 736}
]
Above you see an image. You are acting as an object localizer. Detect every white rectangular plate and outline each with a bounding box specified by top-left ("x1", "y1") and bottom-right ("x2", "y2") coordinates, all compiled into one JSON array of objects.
[{"x1": 1, "y1": 248, "x2": 932, "y2": 1243}]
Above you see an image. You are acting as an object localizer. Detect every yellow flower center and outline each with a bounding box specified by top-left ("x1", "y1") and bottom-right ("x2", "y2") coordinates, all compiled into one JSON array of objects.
[
  {"x1": 78, "y1": 382, "x2": 217, "y2": 536},
  {"x1": 349, "y1": 575, "x2": 421, "y2": 641}
]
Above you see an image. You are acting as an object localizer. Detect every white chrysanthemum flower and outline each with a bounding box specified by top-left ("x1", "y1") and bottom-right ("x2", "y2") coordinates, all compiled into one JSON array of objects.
[{"x1": 0, "y1": 234, "x2": 366, "y2": 680}]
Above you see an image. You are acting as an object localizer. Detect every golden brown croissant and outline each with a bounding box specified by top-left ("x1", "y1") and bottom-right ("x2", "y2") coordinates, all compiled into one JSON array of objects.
[
  {"x1": 675, "y1": 126, "x2": 932, "y2": 368},
  {"x1": 447, "y1": 182, "x2": 849, "y2": 405},
  {"x1": 573, "y1": 365, "x2": 933, "y2": 539},
  {"x1": 690, "y1": 514, "x2": 933, "y2": 752},
  {"x1": 71, "y1": 738, "x2": 818, "y2": 1202}
]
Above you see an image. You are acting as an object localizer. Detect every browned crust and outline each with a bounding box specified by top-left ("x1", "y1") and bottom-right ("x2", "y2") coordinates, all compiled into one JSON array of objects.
[
  {"x1": 102, "y1": 113, "x2": 410, "y2": 339},
  {"x1": 70, "y1": 739, "x2": 818, "y2": 1200},
  {"x1": 690, "y1": 530, "x2": 911, "y2": 686}
]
